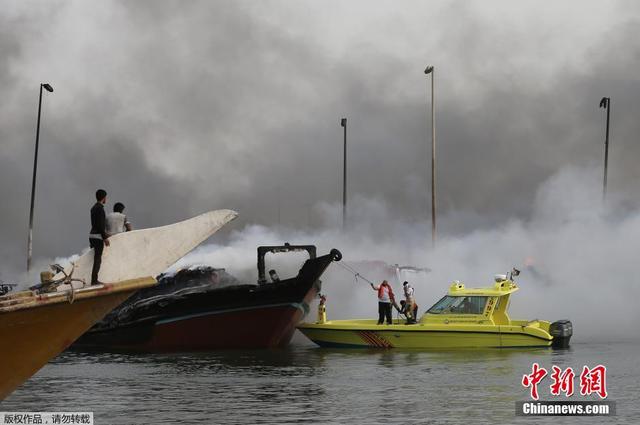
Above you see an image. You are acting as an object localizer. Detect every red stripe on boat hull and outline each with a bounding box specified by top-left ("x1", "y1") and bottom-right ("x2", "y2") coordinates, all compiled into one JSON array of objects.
[{"x1": 357, "y1": 330, "x2": 394, "y2": 348}]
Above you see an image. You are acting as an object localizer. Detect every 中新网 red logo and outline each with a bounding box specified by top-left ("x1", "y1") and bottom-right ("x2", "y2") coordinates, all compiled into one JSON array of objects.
[{"x1": 522, "y1": 363, "x2": 607, "y2": 400}]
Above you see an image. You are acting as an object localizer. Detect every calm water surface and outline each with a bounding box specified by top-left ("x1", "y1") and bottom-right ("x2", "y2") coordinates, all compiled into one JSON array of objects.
[{"x1": 2, "y1": 340, "x2": 638, "y2": 424}]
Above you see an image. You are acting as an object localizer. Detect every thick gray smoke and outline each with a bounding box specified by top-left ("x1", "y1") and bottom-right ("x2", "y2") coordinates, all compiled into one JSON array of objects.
[
  {"x1": 2, "y1": 3, "x2": 639, "y2": 343},
  {"x1": 14, "y1": 166, "x2": 639, "y2": 343},
  {"x1": 3, "y1": 1, "x2": 640, "y2": 281},
  {"x1": 171, "y1": 166, "x2": 640, "y2": 343}
]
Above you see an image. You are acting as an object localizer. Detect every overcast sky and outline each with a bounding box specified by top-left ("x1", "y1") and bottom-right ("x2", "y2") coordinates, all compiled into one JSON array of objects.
[{"x1": 2, "y1": 0, "x2": 640, "y2": 279}]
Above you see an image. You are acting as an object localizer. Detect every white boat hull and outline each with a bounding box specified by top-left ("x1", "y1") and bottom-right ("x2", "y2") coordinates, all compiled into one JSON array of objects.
[{"x1": 55, "y1": 209, "x2": 238, "y2": 288}]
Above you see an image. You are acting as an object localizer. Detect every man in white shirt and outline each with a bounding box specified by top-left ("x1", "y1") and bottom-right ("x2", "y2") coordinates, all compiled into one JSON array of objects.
[
  {"x1": 106, "y1": 202, "x2": 132, "y2": 236},
  {"x1": 403, "y1": 281, "x2": 417, "y2": 323}
]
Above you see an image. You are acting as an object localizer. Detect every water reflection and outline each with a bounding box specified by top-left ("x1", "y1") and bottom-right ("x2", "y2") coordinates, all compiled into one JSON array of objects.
[{"x1": 3, "y1": 343, "x2": 638, "y2": 424}]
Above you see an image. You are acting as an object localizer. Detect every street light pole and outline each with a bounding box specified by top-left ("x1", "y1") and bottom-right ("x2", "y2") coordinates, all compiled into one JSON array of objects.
[
  {"x1": 599, "y1": 97, "x2": 611, "y2": 201},
  {"x1": 424, "y1": 66, "x2": 436, "y2": 247},
  {"x1": 27, "y1": 83, "x2": 54, "y2": 272},
  {"x1": 341, "y1": 118, "x2": 347, "y2": 229}
]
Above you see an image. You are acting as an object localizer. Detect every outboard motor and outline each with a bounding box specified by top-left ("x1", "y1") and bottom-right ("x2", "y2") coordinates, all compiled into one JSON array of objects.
[{"x1": 550, "y1": 320, "x2": 573, "y2": 348}]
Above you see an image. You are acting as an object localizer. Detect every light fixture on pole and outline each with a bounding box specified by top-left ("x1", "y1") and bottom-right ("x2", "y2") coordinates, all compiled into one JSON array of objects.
[
  {"x1": 27, "y1": 83, "x2": 54, "y2": 272},
  {"x1": 340, "y1": 117, "x2": 347, "y2": 229},
  {"x1": 424, "y1": 66, "x2": 436, "y2": 247},
  {"x1": 599, "y1": 97, "x2": 611, "y2": 201}
]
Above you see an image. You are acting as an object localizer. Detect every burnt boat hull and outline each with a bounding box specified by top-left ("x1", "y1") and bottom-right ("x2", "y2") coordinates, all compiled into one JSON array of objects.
[
  {"x1": 81, "y1": 300, "x2": 310, "y2": 351},
  {"x1": 72, "y1": 250, "x2": 339, "y2": 352}
]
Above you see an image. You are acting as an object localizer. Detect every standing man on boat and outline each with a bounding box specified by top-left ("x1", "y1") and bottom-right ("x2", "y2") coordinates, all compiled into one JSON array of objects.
[
  {"x1": 370, "y1": 280, "x2": 395, "y2": 325},
  {"x1": 106, "y1": 202, "x2": 132, "y2": 235},
  {"x1": 403, "y1": 281, "x2": 416, "y2": 323},
  {"x1": 89, "y1": 189, "x2": 110, "y2": 285}
]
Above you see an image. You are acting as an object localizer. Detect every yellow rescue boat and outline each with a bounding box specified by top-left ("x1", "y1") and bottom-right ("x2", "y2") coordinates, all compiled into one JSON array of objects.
[
  {"x1": 0, "y1": 209, "x2": 237, "y2": 400},
  {"x1": 297, "y1": 272, "x2": 572, "y2": 349}
]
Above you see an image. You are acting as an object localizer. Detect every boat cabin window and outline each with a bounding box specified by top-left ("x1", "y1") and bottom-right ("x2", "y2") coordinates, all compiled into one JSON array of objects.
[{"x1": 427, "y1": 296, "x2": 488, "y2": 315}]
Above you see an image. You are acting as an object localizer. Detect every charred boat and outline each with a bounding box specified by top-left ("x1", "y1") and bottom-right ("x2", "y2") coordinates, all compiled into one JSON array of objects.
[
  {"x1": 72, "y1": 244, "x2": 342, "y2": 351},
  {"x1": 0, "y1": 282, "x2": 16, "y2": 296}
]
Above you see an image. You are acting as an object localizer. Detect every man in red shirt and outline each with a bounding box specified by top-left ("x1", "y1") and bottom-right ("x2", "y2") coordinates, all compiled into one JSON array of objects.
[{"x1": 370, "y1": 280, "x2": 395, "y2": 325}]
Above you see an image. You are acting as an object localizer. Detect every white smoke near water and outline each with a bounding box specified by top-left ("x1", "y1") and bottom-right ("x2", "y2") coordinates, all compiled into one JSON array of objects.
[
  {"x1": 172, "y1": 166, "x2": 640, "y2": 343},
  {"x1": 14, "y1": 166, "x2": 639, "y2": 343}
]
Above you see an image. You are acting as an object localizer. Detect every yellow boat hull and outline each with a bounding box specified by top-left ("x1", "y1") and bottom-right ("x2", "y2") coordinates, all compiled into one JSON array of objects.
[
  {"x1": 297, "y1": 319, "x2": 553, "y2": 349},
  {"x1": 0, "y1": 277, "x2": 156, "y2": 400}
]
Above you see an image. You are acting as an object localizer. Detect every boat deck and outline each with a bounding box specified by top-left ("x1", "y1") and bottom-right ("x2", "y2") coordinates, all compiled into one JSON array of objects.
[{"x1": 0, "y1": 278, "x2": 157, "y2": 314}]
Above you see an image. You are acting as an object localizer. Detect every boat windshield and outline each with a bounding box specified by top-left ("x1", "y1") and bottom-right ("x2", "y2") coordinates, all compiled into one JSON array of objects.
[{"x1": 427, "y1": 296, "x2": 488, "y2": 315}]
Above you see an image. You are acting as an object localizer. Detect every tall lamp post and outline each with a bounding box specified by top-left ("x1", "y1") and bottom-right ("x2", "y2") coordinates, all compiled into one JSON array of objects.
[
  {"x1": 340, "y1": 118, "x2": 347, "y2": 229},
  {"x1": 599, "y1": 97, "x2": 611, "y2": 201},
  {"x1": 27, "y1": 83, "x2": 54, "y2": 272},
  {"x1": 424, "y1": 66, "x2": 436, "y2": 247}
]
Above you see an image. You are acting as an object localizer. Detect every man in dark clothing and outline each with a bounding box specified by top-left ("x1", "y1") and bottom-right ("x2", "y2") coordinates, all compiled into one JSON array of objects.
[
  {"x1": 399, "y1": 300, "x2": 419, "y2": 324},
  {"x1": 89, "y1": 189, "x2": 110, "y2": 285}
]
